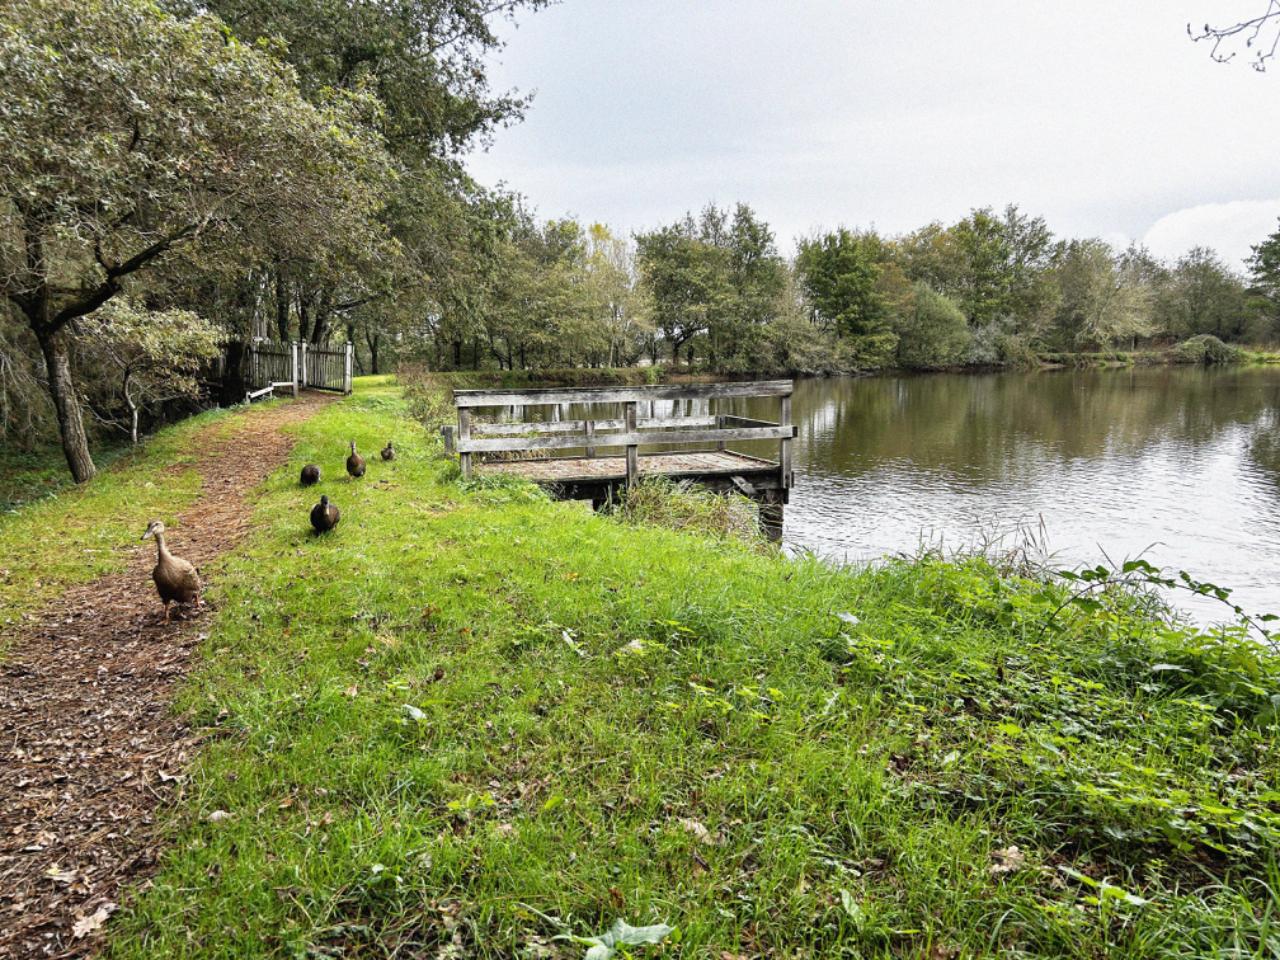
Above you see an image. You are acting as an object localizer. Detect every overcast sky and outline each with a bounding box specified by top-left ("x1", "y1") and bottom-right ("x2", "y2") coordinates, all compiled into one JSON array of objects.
[{"x1": 466, "y1": 1, "x2": 1280, "y2": 269}]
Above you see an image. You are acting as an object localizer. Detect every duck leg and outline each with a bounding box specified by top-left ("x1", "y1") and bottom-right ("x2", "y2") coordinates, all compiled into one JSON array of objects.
[{"x1": 162, "y1": 601, "x2": 170, "y2": 624}]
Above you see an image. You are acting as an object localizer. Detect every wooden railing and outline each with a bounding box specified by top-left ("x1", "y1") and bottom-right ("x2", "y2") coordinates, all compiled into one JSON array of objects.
[{"x1": 452, "y1": 380, "x2": 795, "y2": 485}]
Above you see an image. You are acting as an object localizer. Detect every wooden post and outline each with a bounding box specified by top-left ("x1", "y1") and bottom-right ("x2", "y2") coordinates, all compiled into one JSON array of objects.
[
  {"x1": 779, "y1": 392, "x2": 793, "y2": 489},
  {"x1": 290, "y1": 341, "x2": 299, "y2": 398},
  {"x1": 624, "y1": 400, "x2": 638, "y2": 488},
  {"x1": 441, "y1": 425, "x2": 455, "y2": 454},
  {"x1": 458, "y1": 408, "x2": 472, "y2": 480},
  {"x1": 585, "y1": 418, "x2": 596, "y2": 459},
  {"x1": 716, "y1": 414, "x2": 726, "y2": 452},
  {"x1": 300, "y1": 341, "x2": 308, "y2": 389},
  {"x1": 343, "y1": 342, "x2": 354, "y2": 394}
]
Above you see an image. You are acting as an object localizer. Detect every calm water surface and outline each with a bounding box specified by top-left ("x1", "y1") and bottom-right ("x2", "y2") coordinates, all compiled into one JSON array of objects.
[{"x1": 731, "y1": 368, "x2": 1280, "y2": 623}]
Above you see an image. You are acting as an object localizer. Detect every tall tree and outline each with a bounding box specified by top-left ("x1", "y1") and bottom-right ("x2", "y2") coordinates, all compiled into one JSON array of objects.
[
  {"x1": 795, "y1": 228, "x2": 897, "y2": 367},
  {"x1": 0, "y1": 0, "x2": 389, "y2": 480},
  {"x1": 1158, "y1": 247, "x2": 1248, "y2": 340},
  {"x1": 1051, "y1": 240, "x2": 1151, "y2": 350}
]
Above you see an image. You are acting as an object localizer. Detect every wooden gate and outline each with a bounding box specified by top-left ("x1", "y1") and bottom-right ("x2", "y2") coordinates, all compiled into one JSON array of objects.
[
  {"x1": 246, "y1": 341, "x2": 353, "y2": 395},
  {"x1": 299, "y1": 342, "x2": 353, "y2": 393}
]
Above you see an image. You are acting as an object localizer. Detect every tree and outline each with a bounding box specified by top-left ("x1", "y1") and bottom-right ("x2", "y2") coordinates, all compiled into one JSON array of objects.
[
  {"x1": 1248, "y1": 218, "x2": 1280, "y2": 301},
  {"x1": 795, "y1": 228, "x2": 897, "y2": 368},
  {"x1": 583, "y1": 224, "x2": 649, "y2": 367},
  {"x1": 1051, "y1": 240, "x2": 1151, "y2": 350},
  {"x1": 636, "y1": 217, "x2": 731, "y2": 364},
  {"x1": 0, "y1": 0, "x2": 389, "y2": 480},
  {"x1": 1157, "y1": 247, "x2": 1248, "y2": 341},
  {"x1": 896, "y1": 284, "x2": 971, "y2": 369},
  {"x1": 81, "y1": 302, "x2": 224, "y2": 444}
]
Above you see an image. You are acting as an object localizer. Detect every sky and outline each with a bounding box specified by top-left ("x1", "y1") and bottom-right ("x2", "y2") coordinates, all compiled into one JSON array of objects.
[{"x1": 466, "y1": 0, "x2": 1280, "y2": 269}]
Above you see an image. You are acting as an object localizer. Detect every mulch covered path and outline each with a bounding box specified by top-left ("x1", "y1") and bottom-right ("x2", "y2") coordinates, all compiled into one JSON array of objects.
[{"x1": 0, "y1": 392, "x2": 332, "y2": 958}]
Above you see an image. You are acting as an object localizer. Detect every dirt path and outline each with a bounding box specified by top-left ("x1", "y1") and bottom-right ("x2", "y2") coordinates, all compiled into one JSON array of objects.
[{"x1": 0, "y1": 393, "x2": 332, "y2": 958}]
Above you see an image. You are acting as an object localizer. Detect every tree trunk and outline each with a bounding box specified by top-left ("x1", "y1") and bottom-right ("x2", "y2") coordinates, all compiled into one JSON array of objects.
[
  {"x1": 38, "y1": 329, "x2": 96, "y2": 482},
  {"x1": 124, "y1": 368, "x2": 139, "y2": 444},
  {"x1": 275, "y1": 271, "x2": 290, "y2": 341}
]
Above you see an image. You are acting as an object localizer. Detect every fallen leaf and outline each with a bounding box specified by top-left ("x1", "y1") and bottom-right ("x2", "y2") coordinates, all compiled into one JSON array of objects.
[
  {"x1": 678, "y1": 817, "x2": 717, "y2": 845},
  {"x1": 45, "y1": 864, "x2": 76, "y2": 885},
  {"x1": 989, "y1": 845, "x2": 1026, "y2": 876},
  {"x1": 72, "y1": 903, "x2": 116, "y2": 938}
]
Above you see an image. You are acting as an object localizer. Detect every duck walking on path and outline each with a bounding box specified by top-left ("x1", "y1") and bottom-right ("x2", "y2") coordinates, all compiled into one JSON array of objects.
[
  {"x1": 310, "y1": 495, "x2": 340, "y2": 534},
  {"x1": 141, "y1": 520, "x2": 202, "y2": 622},
  {"x1": 381, "y1": 441, "x2": 395, "y2": 461},
  {"x1": 346, "y1": 441, "x2": 366, "y2": 479}
]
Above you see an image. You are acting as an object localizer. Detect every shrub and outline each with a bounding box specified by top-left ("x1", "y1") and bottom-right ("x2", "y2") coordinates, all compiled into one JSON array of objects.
[
  {"x1": 895, "y1": 284, "x2": 971, "y2": 369},
  {"x1": 1171, "y1": 334, "x2": 1244, "y2": 365}
]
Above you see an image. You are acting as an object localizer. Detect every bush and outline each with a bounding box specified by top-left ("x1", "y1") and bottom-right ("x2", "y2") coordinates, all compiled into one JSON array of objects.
[
  {"x1": 895, "y1": 284, "x2": 971, "y2": 369},
  {"x1": 1171, "y1": 334, "x2": 1244, "y2": 365}
]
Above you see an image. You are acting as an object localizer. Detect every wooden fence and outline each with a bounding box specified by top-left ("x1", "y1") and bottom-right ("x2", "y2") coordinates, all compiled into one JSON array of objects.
[{"x1": 246, "y1": 341, "x2": 353, "y2": 395}]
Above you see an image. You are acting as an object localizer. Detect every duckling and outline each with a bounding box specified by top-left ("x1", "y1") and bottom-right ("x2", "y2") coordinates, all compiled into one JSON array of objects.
[
  {"x1": 380, "y1": 440, "x2": 395, "y2": 462},
  {"x1": 346, "y1": 441, "x2": 366, "y2": 479},
  {"x1": 140, "y1": 520, "x2": 201, "y2": 622},
  {"x1": 310, "y1": 494, "x2": 340, "y2": 534},
  {"x1": 300, "y1": 463, "x2": 321, "y2": 486}
]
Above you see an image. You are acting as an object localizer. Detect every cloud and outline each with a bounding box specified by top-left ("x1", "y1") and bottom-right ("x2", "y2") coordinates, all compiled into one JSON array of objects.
[{"x1": 1142, "y1": 200, "x2": 1280, "y2": 269}]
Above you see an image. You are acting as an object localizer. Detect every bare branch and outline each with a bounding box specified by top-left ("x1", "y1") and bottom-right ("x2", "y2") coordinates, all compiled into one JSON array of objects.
[{"x1": 1190, "y1": 1, "x2": 1280, "y2": 71}]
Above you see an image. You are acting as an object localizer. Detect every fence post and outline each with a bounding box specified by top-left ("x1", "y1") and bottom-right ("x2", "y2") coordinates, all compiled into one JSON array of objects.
[
  {"x1": 290, "y1": 341, "x2": 299, "y2": 398},
  {"x1": 624, "y1": 400, "x2": 638, "y2": 489},
  {"x1": 585, "y1": 418, "x2": 596, "y2": 459},
  {"x1": 344, "y1": 342, "x2": 353, "y2": 394},
  {"x1": 300, "y1": 341, "x2": 308, "y2": 389},
  {"x1": 458, "y1": 407, "x2": 472, "y2": 480},
  {"x1": 779, "y1": 390, "x2": 793, "y2": 489}
]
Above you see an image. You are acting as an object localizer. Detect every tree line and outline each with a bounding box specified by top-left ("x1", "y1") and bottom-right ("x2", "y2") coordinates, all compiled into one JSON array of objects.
[
  {"x1": 417, "y1": 201, "x2": 1280, "y2": 377},
  {"x1": 4, "y1": 0, "x2": 1280, "y2": 482}
]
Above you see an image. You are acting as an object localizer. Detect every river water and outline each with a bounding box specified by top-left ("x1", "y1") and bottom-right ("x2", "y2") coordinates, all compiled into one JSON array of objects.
[{"x1": 725, "y1": 367, "x2": 1280, "y2": 624}]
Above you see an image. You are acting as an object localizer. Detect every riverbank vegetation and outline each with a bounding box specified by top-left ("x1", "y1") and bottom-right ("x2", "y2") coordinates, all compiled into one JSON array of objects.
[
  {"x1": 38, "y1": 379, "x2": 1264, "y2": 959},
  {"x1": 7, "y1": 0, "x2": 1280, "y2": 484}
]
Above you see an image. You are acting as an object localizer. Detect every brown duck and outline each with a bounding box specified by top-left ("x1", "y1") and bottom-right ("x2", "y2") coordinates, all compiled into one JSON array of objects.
[
  {"x1": 310, "y1": 495, "x2": 340, "y2": 534},
  {"x1": 141, "y1": 520, "x2": 201, "y2": 622},
  {"x1": 346, "y1": 441, "x2": 366, "y2": 479},
  {"x1": 300, "y1": 463, "x2": 320, "y2": 486},
  {"x1": 380, "y1": 440, "x2": 395, "y2": 461}
]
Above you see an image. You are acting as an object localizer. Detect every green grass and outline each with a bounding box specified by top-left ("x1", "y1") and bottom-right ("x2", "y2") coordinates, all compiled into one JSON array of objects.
[
  {"x1": 0, "y1": 404, "x2": 263, "y2": 629},
  {"x1": 85, "y1": 378, "x2": 1280, "y2": 959}
]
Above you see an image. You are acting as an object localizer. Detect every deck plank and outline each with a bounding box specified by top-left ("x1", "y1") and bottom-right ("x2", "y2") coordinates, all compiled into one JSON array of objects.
[{"x1": 479, "y1": 451, "x2": 777, "y2": 483}]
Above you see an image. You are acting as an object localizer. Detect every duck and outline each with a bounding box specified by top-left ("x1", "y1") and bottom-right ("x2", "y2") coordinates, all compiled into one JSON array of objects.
[
  {"x1": 310, "y1": 495, "x2": 340, "y2": 534},
  {"x1": 300, "y1": 463, "x2": 321, "y2": 486},
  {"x1": 346, "y1": 441, "x2": 366, "y2": 479},
  {"x1": 380, "y1": 440, "x2": 395, "y2": 462},
  {"x1": 141, "y1": 520, "x2": 201, "y2": 622}
]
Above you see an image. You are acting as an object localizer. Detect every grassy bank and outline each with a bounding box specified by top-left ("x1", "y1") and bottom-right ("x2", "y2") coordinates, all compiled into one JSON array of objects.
[{"x1": 78, "y1": 378, "x2": 1280, "y2": 959}]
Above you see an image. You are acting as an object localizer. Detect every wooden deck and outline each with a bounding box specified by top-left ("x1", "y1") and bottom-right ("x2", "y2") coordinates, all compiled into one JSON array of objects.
[
  {"x1": 480, "y1": 450, "x2": 778, "y2": 483},
  {"x1": 451, "y1": 380, "x2": 795, "y2": 536}
]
